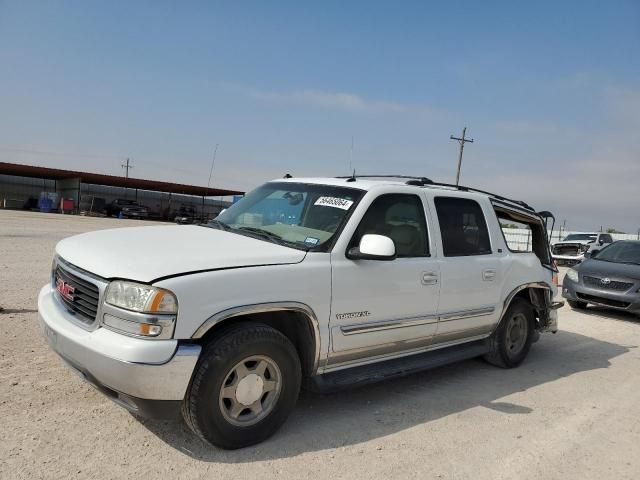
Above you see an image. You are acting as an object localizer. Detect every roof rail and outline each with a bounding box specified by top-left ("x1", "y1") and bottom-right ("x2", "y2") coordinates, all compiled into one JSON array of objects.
[
  {"x1": 335, "y1": 174, "x2": 434, "y2": 184},
  {"x1": 425, "y1": 181, "x2": 535, "y2": 212},
  {"x1": 334, "y1": 174, "x2": 534, "y2": 212}
]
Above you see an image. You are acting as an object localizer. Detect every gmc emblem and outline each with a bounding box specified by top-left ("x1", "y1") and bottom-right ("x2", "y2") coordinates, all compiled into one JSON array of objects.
[{"x1": 56, "y1": 277, "x2": 75, "y2": 301}]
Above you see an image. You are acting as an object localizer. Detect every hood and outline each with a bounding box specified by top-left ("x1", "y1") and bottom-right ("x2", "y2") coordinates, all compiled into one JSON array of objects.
[
  {"x1": 578, "y1": 258, "x2": 640, "y2": 280},
  {"x1": 56, "y1": 225, "x2": 307, "y2": 283}
]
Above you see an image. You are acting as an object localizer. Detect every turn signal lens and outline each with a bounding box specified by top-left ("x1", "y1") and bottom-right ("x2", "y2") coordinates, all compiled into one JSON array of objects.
[{"x1": 102, "y1": 314, "x2": 164, "y2": 337}]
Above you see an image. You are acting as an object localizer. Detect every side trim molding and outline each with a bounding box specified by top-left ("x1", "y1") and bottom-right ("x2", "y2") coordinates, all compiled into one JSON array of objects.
[
  {"x1": 339, "y1": 315, "x2": 438, "y2": 336},
  {"x1": 338, "y1": 306, "x2": 495, "y2": 336},
  {"x1": 191, "y1": 302, "x2": 322, "y2": 374},
  {"x1": 438, "y1": 306, "x2": 495, "y2": 322}
]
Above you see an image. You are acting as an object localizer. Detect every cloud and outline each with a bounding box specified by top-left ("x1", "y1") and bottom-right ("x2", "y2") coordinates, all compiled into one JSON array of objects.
[{"x1": 237, "y1": 85, "x2": 436, "y2": 116}]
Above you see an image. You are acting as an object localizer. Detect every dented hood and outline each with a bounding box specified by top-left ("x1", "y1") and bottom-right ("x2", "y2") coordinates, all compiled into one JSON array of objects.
[{"x1": 55, "y1": 225, "x2": 306, "y2": 283}]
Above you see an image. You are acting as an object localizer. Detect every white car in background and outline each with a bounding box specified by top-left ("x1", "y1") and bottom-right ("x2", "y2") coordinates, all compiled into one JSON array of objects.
[{"x1": 551, "y1": 232, "x2": 614, "y2": 266}]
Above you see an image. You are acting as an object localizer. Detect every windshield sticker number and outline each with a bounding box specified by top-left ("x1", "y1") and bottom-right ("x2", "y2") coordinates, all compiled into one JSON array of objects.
[
  {"x1": 304, "y1": 237, "x2": 319, "y2": 245},
  {"x1": 314, "y1": 197, "x2": 354, "y2": 210}
]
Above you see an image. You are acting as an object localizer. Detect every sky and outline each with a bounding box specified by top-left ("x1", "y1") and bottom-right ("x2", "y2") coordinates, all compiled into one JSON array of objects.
[{"x1": 0, "y1": 0, "x2": 639, "y2": 231}]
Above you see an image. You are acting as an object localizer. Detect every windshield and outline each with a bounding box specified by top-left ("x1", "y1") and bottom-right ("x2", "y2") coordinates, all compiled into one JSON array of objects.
[
  {"x1": 593, "y1": 241, "x2": 640, "y2": 265},
  {"x1": 563, "y1": 234, "x2": 597, "y2": 241},
  {"x1": 212, "y1": 182, "x2": 364, "y2": 250}
]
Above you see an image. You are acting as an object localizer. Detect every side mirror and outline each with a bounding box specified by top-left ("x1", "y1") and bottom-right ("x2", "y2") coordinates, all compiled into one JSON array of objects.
[
  {"x1": 347, "y1": 234, "x2": 396, "y2": 261},
  {"x1": 599, "y1": 239, "x2": 605, "y2": 245}
]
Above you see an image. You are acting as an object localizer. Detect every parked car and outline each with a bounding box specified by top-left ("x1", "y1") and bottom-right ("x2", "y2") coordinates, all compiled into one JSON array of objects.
[
  {"x1": 38, "y1": 176, "x2": 561, "y2": 449},
  {"x1": 551, "y1": 232, "x2": 613, "y2": 266},
  {"x1": 174, "y1": 206, "x2": 201, "y2": 224},
  {"x1": 562, "y1": 240, "x2": 640, "y2": 314},
  {"x1": 106, "y1": 199, "x2": 149, "y2": 219}
]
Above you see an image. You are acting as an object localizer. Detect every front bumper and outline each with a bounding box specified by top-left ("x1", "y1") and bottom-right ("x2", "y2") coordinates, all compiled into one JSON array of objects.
[
  {"x1": 38, "y1": 285, "x2": 201, "y2": 418},
  {"x1": 552, "y1": 254, "x2": 585, "y2": 266},
  {"x1": 562, "y1": 277, "x2": 640, "y2": 313}
]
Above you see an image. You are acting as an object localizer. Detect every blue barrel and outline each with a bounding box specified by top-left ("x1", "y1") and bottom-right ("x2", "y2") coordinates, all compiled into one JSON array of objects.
[{"x1": 39, "y1": 197, "x2": 52, "y2": 213}]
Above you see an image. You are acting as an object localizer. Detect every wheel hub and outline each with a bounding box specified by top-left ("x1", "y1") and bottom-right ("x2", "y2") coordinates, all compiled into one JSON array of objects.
[
  {"x1": 219, "y1": 355, "x2": 282, "y2": 427},
  {"x1": 235, "y1": 373, "x2": 265, "y2": 406}
]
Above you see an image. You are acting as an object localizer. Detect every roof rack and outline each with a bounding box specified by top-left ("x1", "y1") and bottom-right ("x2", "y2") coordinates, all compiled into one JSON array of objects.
[
  {"x1": 334, "y1": 174, "x2": 535, "y2": 212},
  {"x1": 335, "y1": 174, "x2": 434, "y2": 184}
]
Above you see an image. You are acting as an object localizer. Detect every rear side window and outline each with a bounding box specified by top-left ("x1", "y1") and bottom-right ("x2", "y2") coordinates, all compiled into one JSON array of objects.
[{"x1": 435, "y1": 197, "x2": 491, "y2": 256}]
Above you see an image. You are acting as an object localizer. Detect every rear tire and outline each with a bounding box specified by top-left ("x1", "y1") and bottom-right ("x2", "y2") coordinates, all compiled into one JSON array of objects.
[
  {"x1": 183, "y1": 323, "x2": 301, "y2": 449},
  {"x1": 567, "y1": 300, "x2": 587, "y2": 310},
  {"x1": 484, "y1": 298, "x2": 535, "y2": 368}
]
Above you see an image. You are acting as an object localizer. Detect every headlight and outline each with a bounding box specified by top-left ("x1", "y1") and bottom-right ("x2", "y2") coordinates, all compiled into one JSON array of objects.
[
  {"x1": 580, "y1": 245, "x2": 590, "y2": 253},
  {"x1": 566, "y1": 268, "x2": 579, "y2": 282},
  {"x1": 105, "y1": 281, "x2": 178, "y2": 314}
]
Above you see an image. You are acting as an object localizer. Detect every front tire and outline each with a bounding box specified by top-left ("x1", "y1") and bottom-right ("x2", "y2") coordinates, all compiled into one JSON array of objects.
[
  {"x1": 183, "y1": 324, "x2": 301, "y2": 449},
  {"x1": 567, "y1": 299, "x2": 587, "y2": 310},
  {"x1": 484, "y1": 298, "x2": 535, "y2": 368}
]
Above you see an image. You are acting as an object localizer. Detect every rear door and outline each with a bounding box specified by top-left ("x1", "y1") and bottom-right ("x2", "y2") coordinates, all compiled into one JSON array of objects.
[{"x1": 431, "y1": 196, "x2": 504, "y2": 344}]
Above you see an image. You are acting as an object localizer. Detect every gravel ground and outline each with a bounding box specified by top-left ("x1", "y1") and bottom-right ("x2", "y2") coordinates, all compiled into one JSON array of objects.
[{"x1": 1, "y1": 209, "x2": 639, "y2": 480}]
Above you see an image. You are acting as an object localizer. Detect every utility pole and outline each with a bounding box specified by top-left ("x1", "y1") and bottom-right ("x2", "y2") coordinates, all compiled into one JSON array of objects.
[
  {"x1": 450, "y1": 127, "x2": 474, "y2": 186},
  {"x1": 121, "y1": 158, "x2": 133, "y2": 178}
]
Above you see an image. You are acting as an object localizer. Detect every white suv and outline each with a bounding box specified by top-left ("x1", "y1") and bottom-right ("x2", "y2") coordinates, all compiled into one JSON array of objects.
[{"x1": 38, "y1": 175, "x2": 561, "y2": 449}]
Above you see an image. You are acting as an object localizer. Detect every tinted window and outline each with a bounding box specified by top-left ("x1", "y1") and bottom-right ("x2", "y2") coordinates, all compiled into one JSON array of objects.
[
  {"x1": 435, "y1": 197, "x2": 491, "y2": 256},
  {"x1": 350, "y1": 194, "x2": 429, "y2": 257},
  {"x1": 564, "y1": 234, "x2": 597, "y2": 241},
  {"x1": 601, "y1": 234, "x2": 613, "y2": 243},
  {"x1": 593, "y1": 241, "x2": 640, "y2": 264}
]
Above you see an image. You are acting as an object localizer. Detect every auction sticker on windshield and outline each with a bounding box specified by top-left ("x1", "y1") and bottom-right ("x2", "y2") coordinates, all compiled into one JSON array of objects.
[{"x1": 314, "y1": 197, "x2": 354, "y2": 210}]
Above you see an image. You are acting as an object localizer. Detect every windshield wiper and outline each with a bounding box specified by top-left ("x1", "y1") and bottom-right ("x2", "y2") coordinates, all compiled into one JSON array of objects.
[
  {"x1": 201, "y1": 219, "x2": 231, "y2": 231},
  {"x1": 233, "y1": 226, "x2": 309, "y2": 250},
  {"x1": 234, "y1": 226, "x2": 286, "y2": 243}
]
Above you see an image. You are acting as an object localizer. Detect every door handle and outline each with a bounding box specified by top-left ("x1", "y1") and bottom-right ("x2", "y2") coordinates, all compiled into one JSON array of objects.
[
  {"x1": 421, "y1": 272, "x2": 439, "y2": 285},
  {"x1": 482, "y1": 269, "x2": 497, "y2": 281}
]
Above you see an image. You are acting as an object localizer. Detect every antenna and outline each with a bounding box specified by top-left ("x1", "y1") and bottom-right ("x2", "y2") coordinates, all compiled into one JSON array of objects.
[
  {"x1": 206, "y1": 144, "x2": 219, "y2": 194},
  {"x1": 349, "y1": 136, "x2": 354, "y2": 173}
]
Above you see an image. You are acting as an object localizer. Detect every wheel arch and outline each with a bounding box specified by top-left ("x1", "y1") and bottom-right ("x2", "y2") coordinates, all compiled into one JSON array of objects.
[
  {"x1": 191, "y1": 302, "x2": 321, "y2": 376},
  {"x1": 499, "y1": 282, "x2": 553, "y2": 328}
]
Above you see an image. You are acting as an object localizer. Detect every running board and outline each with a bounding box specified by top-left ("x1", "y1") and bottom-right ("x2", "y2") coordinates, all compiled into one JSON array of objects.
[{"x1": 308, "y1": 340, "x2": 490, "y2": 393}]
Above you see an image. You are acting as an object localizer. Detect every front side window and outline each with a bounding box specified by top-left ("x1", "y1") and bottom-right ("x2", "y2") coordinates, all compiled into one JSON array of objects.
[
  {"x1": 349, "y1": 194, "x2": 429, "y2": 257},
  {"x1": 435, "y1": 197, "x2": 491, "y2": 257},
  {"x1": 212, "y1": 182, "x2": 364, "y2": 250}
]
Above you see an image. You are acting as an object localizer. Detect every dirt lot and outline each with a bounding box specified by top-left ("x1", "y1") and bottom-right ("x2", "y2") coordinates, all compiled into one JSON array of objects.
[{"x1": 1, "y1": 209, "x2": 639, "y2": 480}]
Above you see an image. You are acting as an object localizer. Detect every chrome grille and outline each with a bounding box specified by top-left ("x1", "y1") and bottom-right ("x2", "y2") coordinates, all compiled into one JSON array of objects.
[
  {"x1": 54, "y1": 262, "x2": 100, "y2": 323},
  {"x1": 583, "y1": 276, "x2": 634, "y2": 292},
  {"x1": 553, "y1": 245, "x2": 581, "y2": 255}
]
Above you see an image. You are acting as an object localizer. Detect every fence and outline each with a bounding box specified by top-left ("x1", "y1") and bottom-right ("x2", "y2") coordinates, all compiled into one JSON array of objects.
[{"x1": 501, "y1": 229, "x2": 640, "y2": 252}]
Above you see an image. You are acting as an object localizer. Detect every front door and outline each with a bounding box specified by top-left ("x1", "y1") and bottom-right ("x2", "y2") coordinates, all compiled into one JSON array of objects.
[{"x1": 328, "y1": 193, "x2": 440, "y2": 367}]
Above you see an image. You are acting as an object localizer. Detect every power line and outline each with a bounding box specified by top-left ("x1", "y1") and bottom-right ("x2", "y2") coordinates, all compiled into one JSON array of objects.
[
  {"x1": 121, "y1": 158, "x2": 133, "y2": 178},
  {"x1": 450, "y1": 127, "x2": 474, "y2": 186}
]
